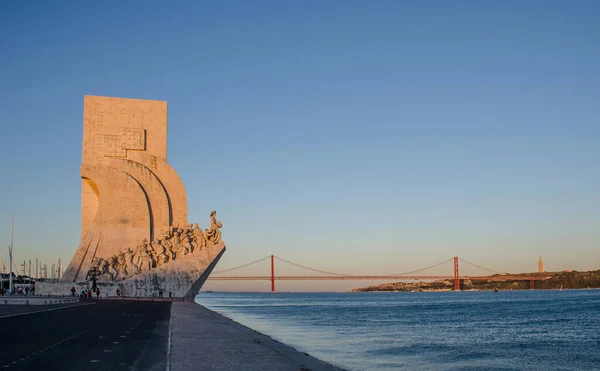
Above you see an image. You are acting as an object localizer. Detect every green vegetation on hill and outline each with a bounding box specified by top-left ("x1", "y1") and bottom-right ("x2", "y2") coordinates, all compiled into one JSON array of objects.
[{"x1": 350, "y1": 270, "x2": 600, "y2": 292}]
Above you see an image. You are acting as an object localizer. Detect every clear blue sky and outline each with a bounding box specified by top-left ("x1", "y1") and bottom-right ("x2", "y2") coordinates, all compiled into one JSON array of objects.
[{"x1": 1, "y1": 1, "x2": 599, "y2": 291}]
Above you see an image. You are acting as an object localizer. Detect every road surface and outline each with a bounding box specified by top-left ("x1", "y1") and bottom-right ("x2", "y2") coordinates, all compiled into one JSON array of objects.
[{"x1": 0, "y1": 300, "x2": 171, "y2": 370}]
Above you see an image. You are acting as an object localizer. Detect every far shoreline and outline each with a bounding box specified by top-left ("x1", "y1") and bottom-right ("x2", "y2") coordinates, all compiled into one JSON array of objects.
[{"x1": 200, "y1": 287, "x2": 600, "y2": 294}]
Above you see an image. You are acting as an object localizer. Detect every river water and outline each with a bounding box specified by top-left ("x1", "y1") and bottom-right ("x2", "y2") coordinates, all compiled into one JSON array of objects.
[{"x1": 196, "y1": 290, "x2": 600, "y2": 370}]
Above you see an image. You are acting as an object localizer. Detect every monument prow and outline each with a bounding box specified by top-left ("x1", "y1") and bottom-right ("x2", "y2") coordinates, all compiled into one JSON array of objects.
[{"x1": 38, "y1": 96, "x2": 225, "y2": 298}]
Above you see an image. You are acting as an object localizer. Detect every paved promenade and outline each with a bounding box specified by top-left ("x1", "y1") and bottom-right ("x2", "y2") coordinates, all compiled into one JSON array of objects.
[
  {"x1": 169, "y1": 302, "x2": 341, "y2": 371},
  {"x1": 0, "y1": 300, "x2": 340, "y2": 370}
]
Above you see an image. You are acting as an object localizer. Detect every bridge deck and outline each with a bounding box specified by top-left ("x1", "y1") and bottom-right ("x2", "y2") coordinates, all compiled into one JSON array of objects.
[{"x1": 208, "y1": 275, "x2": 538, "y2": 281}]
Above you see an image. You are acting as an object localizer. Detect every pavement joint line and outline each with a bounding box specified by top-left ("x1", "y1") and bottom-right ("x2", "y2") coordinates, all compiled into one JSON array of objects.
[
  {"x1": 0, "y1": 302, "x2": 95, "y2": 319},
  {"x1": 165, "y1": 303, "x2": 173, "y2": 371}
]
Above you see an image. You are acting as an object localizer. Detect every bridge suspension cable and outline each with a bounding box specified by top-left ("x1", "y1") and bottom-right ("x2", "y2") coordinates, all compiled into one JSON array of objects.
[
  {"x1": 391, "y1": 257, "x2": 454, "y2": 276},
  {"x1": 458, "y1": 258, "x2": 503, "y2": 275},
  {"x1": 274, "y1": 256, "x2": 350, "y2": 276},
  {"x1": 210, "y1": 255, "x2": 504, "y2": 279},
  {"x1": 212, "y1": 256, "x2": 271, "y2": 274}
]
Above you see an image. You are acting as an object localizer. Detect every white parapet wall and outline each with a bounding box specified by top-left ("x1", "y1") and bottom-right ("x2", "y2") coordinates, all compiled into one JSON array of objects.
[{"x1": 0, "y1": 296, "x2": 79, "y2": 305}]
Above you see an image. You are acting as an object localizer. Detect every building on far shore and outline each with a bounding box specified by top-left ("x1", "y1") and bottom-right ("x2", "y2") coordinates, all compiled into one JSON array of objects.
[{"x1": 538, "y1": 256, "x2": 544, "y2": 273}]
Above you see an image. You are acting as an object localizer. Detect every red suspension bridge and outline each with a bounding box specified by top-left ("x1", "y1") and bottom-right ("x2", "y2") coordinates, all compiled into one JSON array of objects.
[{"x1": 207, "y1": 255, "x2": 540, "y2": 291}]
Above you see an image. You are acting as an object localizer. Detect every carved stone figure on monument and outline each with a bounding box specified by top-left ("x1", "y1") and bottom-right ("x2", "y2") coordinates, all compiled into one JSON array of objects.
[
  {"x1": 90, "y1": 257, "x2": 100, "y2": 269},
  {"x1": 192, "y1": 223, "x2": 206, "y2": 250},
  {"x1": 108, "y1": 256, "x2": 119, "y2": 280},
  {"x1": 180, "y1": 228, "x2": 190, "y2": 248},
  {"x1": 125, "y1": 248, "x2": 140, "y2": 276},
  {"x1": 169, "y1": 234, "x2": 181, "y2": 256},
  {"x1": 173, "y1": 226, "x2": 185, "y2": 250},
  {"x1": 184, "y1": 231, "x2": 194, "y2": 254},
  {"x1": 99, "y1": 259, "x2": 111, "y2": 280},
  {"x1": 117, "y1": 252, "x2": 128, "y2": 279},
  {"x1": 171, "y1": 223, "x2": 181, "y2": 236},
  {"x1": 165, "y1": 227, "x2": 173, "y2": 240},
  {"x1": 176, "y1": 236, "x2": 190, "y2": 258},
  {"x1": 162, "y1": 238, "x2": 176, "y2": 261},
  {"x1": 204, "y1": 210, "x2": 223, "y2": 244},
  {"x1": 131, "y1": 244, "x2": 142, "y2": 268},
  {"x1": 152, "y1": 238, "x2": 169, "y2": 265},
  {"x1": 86, "y1": 257, "x2": 101, "y2": 280},
  {"x1": 188, "y1": 230, "x2": 196, "y2": 252},
  {"x1": 137, "y1": 246, "x2": 154, "y2": 272},
  {"x1": 148, "y1": 249, "x2": 160, "y2": 268},
  {"x1": 182, "y1": 230, "x2": 194, "y2": 254}
]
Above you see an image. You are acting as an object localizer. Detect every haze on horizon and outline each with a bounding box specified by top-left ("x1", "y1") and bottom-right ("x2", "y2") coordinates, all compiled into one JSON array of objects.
[{"x1": 0, "y1": 1, "x2": 598, "y2": 291}]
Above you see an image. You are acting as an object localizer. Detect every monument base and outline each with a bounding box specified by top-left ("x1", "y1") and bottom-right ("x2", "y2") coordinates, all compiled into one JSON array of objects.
[
  {"x1": 118, "y1": 242, "x2": 226, "y2": 299},
  {"x1": 38, "y1": 243, "x2": 226, "y2": 299}
]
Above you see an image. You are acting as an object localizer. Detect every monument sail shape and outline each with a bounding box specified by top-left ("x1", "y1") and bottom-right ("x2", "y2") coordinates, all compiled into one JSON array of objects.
[{"x1": 58, "y1": 95, "x2": 225, "y2": 298}]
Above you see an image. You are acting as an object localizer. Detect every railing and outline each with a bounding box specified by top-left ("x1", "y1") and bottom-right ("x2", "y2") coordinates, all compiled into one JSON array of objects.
[{"x1": 99, "y1": 296, "x2": 185, "y2": 302}]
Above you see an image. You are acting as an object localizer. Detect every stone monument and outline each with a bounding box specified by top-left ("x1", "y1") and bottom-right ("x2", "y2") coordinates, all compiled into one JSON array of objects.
[{"x1": 36, "y1": 96, "x2": 226, "y2": 299}]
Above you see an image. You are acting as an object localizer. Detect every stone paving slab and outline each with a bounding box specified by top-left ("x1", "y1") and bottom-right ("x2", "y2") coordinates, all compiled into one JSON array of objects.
[{"x1": 169, "y1": 302, "x2": 343, "y2": 371}]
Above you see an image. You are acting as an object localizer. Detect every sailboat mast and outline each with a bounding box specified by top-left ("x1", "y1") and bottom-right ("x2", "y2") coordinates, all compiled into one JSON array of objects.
[{"x1": 9, "y1": 217, "x2": 13, "y2": 293}]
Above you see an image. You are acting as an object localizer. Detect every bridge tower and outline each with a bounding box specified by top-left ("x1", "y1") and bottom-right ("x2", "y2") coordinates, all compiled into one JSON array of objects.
[
  {"x1": 271, "y1": 255, "x2": 275, "y2": 292},
  {"x1": 453, "y1": 256, "x2": 460, "y2": 291}
]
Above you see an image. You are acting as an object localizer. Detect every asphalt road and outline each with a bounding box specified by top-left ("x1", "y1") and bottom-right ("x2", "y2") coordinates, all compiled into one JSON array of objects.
[
  {"x1": 0, "y1": 300, "x2": 171, "y2": 371},
  {"x1": 0, "y1": 303, "x2": 82, "y2": 318}
]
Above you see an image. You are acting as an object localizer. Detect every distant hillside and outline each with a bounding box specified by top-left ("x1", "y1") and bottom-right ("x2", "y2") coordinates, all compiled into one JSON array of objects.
[{"x1": 350, "y1": 270, "x2": 600, "y2": 292}]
